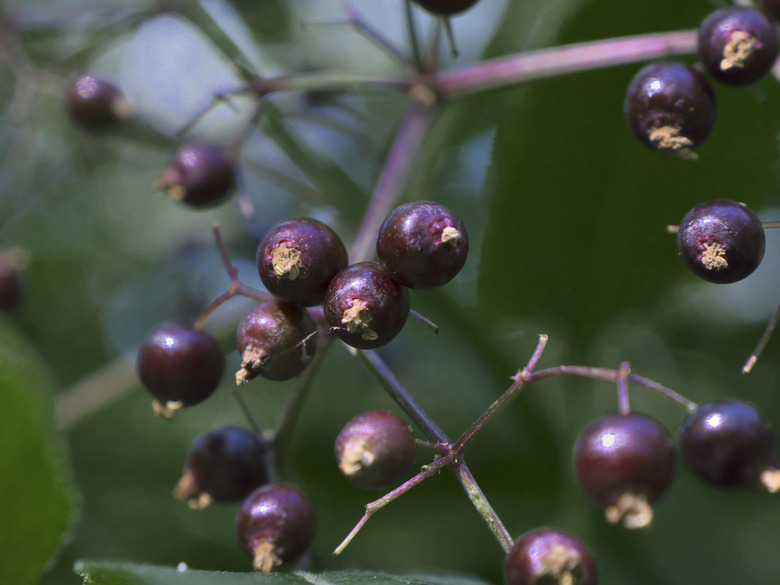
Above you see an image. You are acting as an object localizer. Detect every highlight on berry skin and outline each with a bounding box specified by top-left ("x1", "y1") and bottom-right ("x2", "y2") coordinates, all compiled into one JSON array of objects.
[
  {"x1": 153, "y1": 142, "x2": 235, "y2": 209},
  {"x1": 66, "y1": 74, "x2": 133, "y2": 133},
  {"x1": 236, "y1": 483, "x2": 316, "y2": 573},
  {"x1": 573, "y1": 412, "x2": 676, "y2": 529},
  {"x1": 623, "y1": 61, "x2": 718, "y2": 160},
  {"x1": 174, "y1": 426, "x2": 268, "y2": 509},
  {"x1": 335, "y1": 410, "x2": 417, "y2": 490},
  {"x1": 698, "y1": 7, "x2": 779, "y2": 87},
  {"x1": 323, "y1": 261, "x2": 411, "y2": 350},
  {"x1": 676, "y1": 199, "x2": 765, "y2": 284},
  {"x1": 504, "y1": 527, "x2": 597, "y2": 585},
  {"x1": 376, "y1": 200, "x2": 469, "y2": 289},
  {"x1": 136, "y1": 321, "x2": 225, "y2": 418},
  {"x1": 679, "y1": 399, "x2": 780, "y2": 492},
  {"x1": 235, "y1": 301, "x2": 318, "y2": 385},
  {"x1": 256, "y1": 217, "x2": 348, "y2": 307}
]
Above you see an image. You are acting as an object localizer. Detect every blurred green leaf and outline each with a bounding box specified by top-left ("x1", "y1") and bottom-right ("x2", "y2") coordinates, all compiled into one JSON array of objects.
[
  {"x1": 74, "y1": 562, "x2": 494, "y2": 585},
  {"x1": 0, "y1": 321, "x2": 76, "y2": 585}
]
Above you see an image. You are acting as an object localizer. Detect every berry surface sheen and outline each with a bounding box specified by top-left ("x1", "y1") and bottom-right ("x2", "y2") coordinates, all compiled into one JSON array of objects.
[
  {"x1": 677, "y1": 199, "x2": 765, "y2": 284},
  {"x1": 376, "y1": 200, "x2": 469, "y2": 289},
  {"x1": 153, "y1": 142, "x2": 235, "y2": 209},
  {"x1": 504, "y1": 527, "x2": 597, "y2": 585}
]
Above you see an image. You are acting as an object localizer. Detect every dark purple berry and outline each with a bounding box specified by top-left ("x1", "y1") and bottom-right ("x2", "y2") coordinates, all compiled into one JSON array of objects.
[
  {"x1": 505, "y1": 528, "x2": 597, "y2": 585},
  {"x1": 679, "y1": 399, "x2": 780, "y2": 491},
  {"x1": 376, "y1": 200, "x2": 469, "y2": 289},
  {"x1": 677, "y1": 199, "x2": 765, "y2": 284},
  {"x1": 573, "y1": 412, "x2": 675, "y2": 528},
  {"x1": 174, "y1": 426, "x2": 268, "y2": 509},
  {"x1": 136, "y1": 321, "x2": 225, "y2": 418},
  {"x1": 698, "y1": 7, "x2": 778, "y2": 86},
  {"x1": 236, "y1": 483, "x2": 316, "y2": 572},
  {"x1": 323, "y1": 261, "x2": 410, "y2": 350},
  {"x1": 335, "y1": 410, "x2": 417, "y2": 490},
  {"x1": 257, "y1": 217, "x2": 348, "y2": 306},
  {"x1": 413, "y1": 0, "x2": 479, "y2": 16},
  {"x1": 236, "y1": 301, "x2": 318, "y2": 384},
  {"x1": 153, "y1": 142, "x2": 235, "y2": 209},
  {"x1": 0, "y1": 251, "x2": 24, "y2": 312},
  {"x1": 66, "y1": 75, "x2": 132, "y2": 132},
  {"x1": 624, "y1": 61, "x2": 718, "y2": 159}
]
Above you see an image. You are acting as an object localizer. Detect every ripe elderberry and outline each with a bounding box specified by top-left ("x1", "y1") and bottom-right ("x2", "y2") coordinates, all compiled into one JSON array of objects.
[
  {"x1": 236, "y1": 483, "x2": 316, "y2": 573},
  {"x1": 573, "y1": 412, "x2": 675, "y2": 529},
  {"x1": 504, "y1": 528, "x2": 597, "y2": 585},
  {"x1": 323, "y1": 261, "x2": 410, "y2": 350},
  {"x1": 136, "y1": 321, "x2": 225, "y2": 418},
  {"x1": 335, "y1": 410, "x2": 417, "y2": 490},
  {"x1": 174, "y1": 426, "x2": 268, "y2": 509},
  {"x1": 413, "y1": 0, "x2": 480, "y2": 16},
  {"x1": 152, "y1": 142, "x2": 235, "y2": 209},
  {"x1": 66, "y1": 75, "x2": 132, "y2": 133},
  {"x1": 677, "y1": 199, "x2": 765, "y2": 284},
  {"x1": 256, "y1": 217, "x2": 348, "y2": 306},
  {"x1": 376, "y1": 200, "x2": 469, "y2": 289},
  {"x1": 236, "y1": 301, "x2": 318, "y2": 384},
  {"x1": 698, "y1": 7, "x2": 778, "y2": 87},
  {"x1": 624, "y1": 61, "x2": 718, "y2": 159},
  {"x1": 679, "y1": 399, "x2": 780, "y2": 491}
]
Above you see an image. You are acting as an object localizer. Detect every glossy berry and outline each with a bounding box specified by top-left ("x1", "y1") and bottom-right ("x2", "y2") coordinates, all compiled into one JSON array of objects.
[
  {"x1": 236, "y1": 483, "x2": 316, "y2": 572},
  {"x1": 698, "y1": 7, "x2": 778, "y2": 86},
  {"x1": 174, "y1": 426, "x2": 268, "y2": 509},
  {"x1": 257, "y1": 217, "x2": 348, "y2": 306},
  {"x1": 323, "y1": 261, "x2": 410, "y2": 350},
  {"x1": 0, "y1": 252, "x2": 23, "y2": 312},
  {"x1": 66, "y1": 75, "x2": 132, "y2": 132},
  {"x1": 136, "y1": 321, "x2": 225, "y2": 418},
  {"x1": 236, "y1": 301, "x2": 318, "y2": 384},
  {"x1": 413, "y1": 0, "x2": 479, "y2": 16},
  {"x1": 335, "y1": 410, "x2": 417, "y2": 490},
  {"x1": 574, "y1": 412, "x2": 675, "y2": 528},
  {"x1": 679, "y1": 399, "x2": 780, "y2": 491},
  {"x1": 376, "y1": 201, "x2": 469, "y2": 289},
  {"x1": 153, "y1": 142, "x2": 235, "y2": 209},
  {"x1": 677, "y1": 199, "x2": 765, "y2": 284},
  {"x1": 624, "y1": 61, "x2": 718, "y2": 159},
  {"x1": 505, "y1": 528, "x2": 597, "y2": 585}
]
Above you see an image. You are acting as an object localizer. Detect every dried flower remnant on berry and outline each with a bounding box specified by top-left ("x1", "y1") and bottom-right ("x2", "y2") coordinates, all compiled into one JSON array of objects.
[
  {"x1": 153, "y1": 143, "x2": 235, "y2": 209},
  {"x1": 271, "y1": 243, "x2": 306, "y2": 280},
  {"x1": 504, "y1": 528, "x2": 597, "y2": 585}
]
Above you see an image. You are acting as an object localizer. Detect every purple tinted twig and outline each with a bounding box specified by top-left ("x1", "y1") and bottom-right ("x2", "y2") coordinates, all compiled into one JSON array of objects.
[
  {"x1": 743, "y1": 300, "x2": 780, "y2": 374},
  {"x1": 617, "y1": 361, "x2": 631, "y2": 414}
]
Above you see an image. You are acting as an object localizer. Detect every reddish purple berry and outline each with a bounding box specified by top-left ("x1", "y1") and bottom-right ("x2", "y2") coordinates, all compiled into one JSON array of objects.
[
  {"x1": 236, "y1": 301, "x2": 318, "y2": 384},
  {"x1": 153, "y1": 142, "x2": 235, "y2": 209},
  {"x1": 505, "y1": 528, "x2": 597, "y2": 585},
  {"x1": 624, "y1": 61, "x2": 718, "y2": 159},
  {"x1": 679, "y1": 399, "x2": 780, "y2": 491},
  {"x1": 698, "y1": 7, "x2": 778, "y2": 86},
  {"x1": 136, "y1": 321, "x2": 225, "y2": 418},
  {"x1": 66, "y1": 75, "x2": 132, "y2": 132},
  {"x1": 174, "y1": 426, "x2": 268, "y2": 509},
  {"x1": 257, "y1": 217, "x2": 348, "y2": 306},
  {"x1": 413, "y1": 0, "x2": 480, "y2": 16},
  {"x1": 376, "y1": 201, "x2": 469, "y2": 289},
  {"x1": 335, "y1": 410, "x2": 417, "y2": 490},
  {"x1": 574, "y1": 412, "x2": 675, "y2": 528},
  {"x1": 323, "y1": 262, "x2": 410, "y2": 350},
  {"x1": 677, "y1": 199, "x2": 765, "y2": 284},
  {"x1": 236, "y1": 483, "x2": 316, "y2": 572}
]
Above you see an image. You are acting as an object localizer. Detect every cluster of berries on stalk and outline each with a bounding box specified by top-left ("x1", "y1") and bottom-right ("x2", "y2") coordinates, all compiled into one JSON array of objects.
[{"x1": 49, "y1": 1, "x2": 780, "y2": 584}]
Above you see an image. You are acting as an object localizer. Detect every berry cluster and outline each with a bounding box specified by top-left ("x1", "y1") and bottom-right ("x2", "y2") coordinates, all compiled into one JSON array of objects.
[
  {"x1": 624, "y1": 6, "x2": 778, "y2": 159},
  {"x1": 23, "y1": 1, "x2": 780, "y2": 584}
]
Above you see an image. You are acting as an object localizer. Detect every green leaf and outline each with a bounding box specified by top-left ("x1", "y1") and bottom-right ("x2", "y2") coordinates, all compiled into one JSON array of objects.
[
  {"x1": 0, "y1": 320, "x2": 77, "y2": 585},
  {"x1": 74, "y1": 561, "x2": 495, "y2": 585}
]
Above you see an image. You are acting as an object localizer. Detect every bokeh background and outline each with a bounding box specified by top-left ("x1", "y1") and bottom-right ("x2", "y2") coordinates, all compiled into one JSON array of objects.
[{"x1": 3, "y1": 0, "x2": 780, "y2": 584}]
